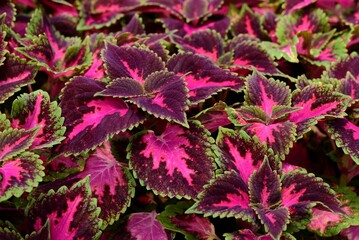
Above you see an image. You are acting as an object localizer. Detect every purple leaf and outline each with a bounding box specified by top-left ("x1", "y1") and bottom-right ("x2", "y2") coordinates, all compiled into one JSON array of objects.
[
  {"x1": 229, "y1": 41, "x2": 280, "y2": 75},
  {"x1": 167, "y1": 53, "x2": 244, "y2": 104},
  {"x1": 10, "y1": 90, "x2": 65, "y2": 149},
  {"x1": 103, "y1": 43, "x2": 165, "y2": 83},
  {"x1": 25, "y1": 220, "x2": 50, "y2": 240},
  {"x1": 249, "y1": 158, "x2": 289, "y2": 239},
  {"x1": 69, "y1": 141, "x2": 135, "y2": 227},
  {"x1": 161, "y1": 16, "x2": 231, "y2": 37},
  {"x1": 337, "y1": 73, "x2": 359, "y2": 100},
  {"x1": 122, "y1": 14, "x2": 145, "y2": 35},
  {"x1": 284, "y1": 0, "x2": 316, "y2": 13},
  {"x1": 289, "y1": 84, "x2": 349, "y2": 138},
  {"x1": 0, "y1": 29, "x2": 6, "y2": 66},
  {"x1": 281, "y1": 170, "x2": 344, "y2": 218},
  {"x1": 91, "y1": 0, "x2": 142, "y2": 14},
  {"x1": 242, "y1": 121, "x2": 297, "y2": 160},
  {"x1": 0, "y1": 0, "x2": 15, "y2": 26},
  {"x1": 216, "y1": 128, "x2": 273, "y2": 183},
  {"x1": 174, "y1": 30, "x2": 224, "y2": 62},
  {"x1": 99, "y1": 71, "x2": 189, "y2": 126},
  {"x1": 245, "y1": 72, "x2": 291, "y2": 117},
  {"x1": 0, "y1": 54, "x2": 37, "y2": 104},
  {"x1": 83, "y1": 34, "x2": 107, "y2": 79},
  {"x1": 0, "y1": 127, "x2": 38, "y2": 161},
  {"x1": 129, "y1": 121, "x2": 216, "y2": 199},
  {"x1": 327, "y1": 118, "x2": 359, "y2": 164},
  {"x1": 0, "y1": 152, "x2": 44, "y2": 202},
  {"x1": 0, "y1": 220, "x2": 22, "y2": 239},
  {"x1": 26, "y1": 177, "x2": 102, "y2": 239},
  {"x1": 327, "y1": 53, "x2": 359, "y2": 80},
  {"x1": 186, "y1": 171, "x2": 256, "y2": 222},
  {"x1": 59, "y1": 76, "x2": 144, "y2": 154},
  {"x1": 341, "y1": 225, "x2": 359, "y2": 240},
  {"x1": 126, "y1": 211, "x2": 167, "y2": 240}
]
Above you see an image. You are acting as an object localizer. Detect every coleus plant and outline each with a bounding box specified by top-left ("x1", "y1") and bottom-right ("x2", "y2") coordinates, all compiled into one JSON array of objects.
[{"x1": 0, "y1": 0, "x2": 359, "y2": 239}]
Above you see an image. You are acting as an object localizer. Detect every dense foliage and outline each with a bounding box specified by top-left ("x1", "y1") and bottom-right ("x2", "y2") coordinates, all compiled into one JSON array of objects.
[{"x1": 0, "y1": 0, "x2": 359, "y2": 239}]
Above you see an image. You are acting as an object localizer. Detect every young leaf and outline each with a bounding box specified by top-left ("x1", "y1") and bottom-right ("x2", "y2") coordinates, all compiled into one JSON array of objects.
[
  {"x1": 103, "y1": 43, "x2": 165, "y2": 83},
  {"x1": 26, "y1": 177, "x2": 102, "y2": 240},
  {"x1": 166, "y1": 53, "x2": 244, "y2": 104},
  {"x1": 327, "y1": 118, "x2": 359, "y2": 164},
  {"x1": 186, "y1": 171, "x2": 256, "y2": 223},
  {"x1": 59, "y1": 76, "x2": 144, "y2": 154},
  {"x1": 126, "y1": 211, "x2": 167, "y2": 240},
  {"x1": 128, "y1": 121, "x2": 217, "y2": 199},
  {"x1": 249, "y1": 158, "x2": 289, "y2": 240},
  {"x1": 0, "y1": 152, "x2": 44, "y2": 202},
  {"x1": 0, "y1": 54, "x2": 37, "y2": 104},
  {"x1": 11, "y1": 90, "x2": 66, "y2": 149},
  {"x1": 289, "y1": 84, "x2": 350, "y2": 138},
  {"x1": 99, "y1": 71, "x2": 189, "y2": 126},
  {"x1": 244, "y1": 71, "x2": 291, "y2": 117},
  {"x1": 68, "y1": 141, "x2": 135, "y2": 228}
]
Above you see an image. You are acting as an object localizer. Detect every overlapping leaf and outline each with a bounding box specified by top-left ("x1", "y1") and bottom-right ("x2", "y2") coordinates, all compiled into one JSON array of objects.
[
  {"x1": 126, "y1": 211, "x2": 167, "y2": 240},
  {"x1": 284, "y1": 0, "x2": 316, "y2": 14},
  {"x1": 128, "y1": 121, "x2": 217, "y2": 199},
  {"x1": 11, "y1": 90, "x2": 65, "y2": 149},
  {"x1": 167, "y1": 53, "x2": 244, "y2": 104},
  {"x1": 0, "y1": 54, "x2": 37, "y2": 104},
  {"x1": 59, "y1": 76, "x2": 144, "y2": 154},
  {"x1": 16, "y1": 9, "x2": 90, "y2": 77},
  {"x1": 327, "y1": 53, "x2": 359, "y2": 80},
  {"x1": 68, "y1": 141, "x2": 135, "y2": 228},
  {"x1": 0, "y1": 0, "x2": 15, "y2": 27},
  {"x1": 26, "y1": 177, "x2": 102, "y2": 239},
  {"x1": 0, "y1": 29, "x2": 7, "y2": 66},
  {"x1": 327, "y1": 118, "x2": 359, "y2": 164},
  {"x1": 0, "y1": 221, "x2": 22, "y2": 239}
]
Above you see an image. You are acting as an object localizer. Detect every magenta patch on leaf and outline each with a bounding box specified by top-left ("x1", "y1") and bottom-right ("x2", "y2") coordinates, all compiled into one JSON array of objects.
[
  {"x1": 289, "y1": 84, "x2": 349, "y2": 137},
  {"x1": 170, "y1": 214, "x2": 217, "y2": 239},
  {"x1": 70, "y1": 141, "x2": 134, "y2": 227},
  {"x1": 0, "y1": 152, "x2": 44, "y2": 202},
  {"x1": 188, "y1": 171, "x2": 256, "y2": 221},
  {"x1": 167, "y1": 53, "x2": 244, "y2": 104},
  {"x1": 103, "y1": 43, "x2": 165, "y2": 84},
  {"x1": 129, "y1": 121, "x2": 216, "y2": 198},
  {"x1": 327, "y1": 118, "x2": 359, "y2": 164},
  {"x1": 243, "y1": 121, "x2": 296, "y2": 159},
  {"x1": 10, "y1": 90, "x2": 65, "y2": 149},
  {"x1": 0, "y1": 54, "x2": 37, "y2": 103},
  {"x1": 26, "y1": 177, "x2": 102, "y2": 239},
  {"x1": 127, "y1": 211, "x2": 167, "y2": 240},
  {"x1": 59, "y1": 76, "x2": 144, "y2": 154}
]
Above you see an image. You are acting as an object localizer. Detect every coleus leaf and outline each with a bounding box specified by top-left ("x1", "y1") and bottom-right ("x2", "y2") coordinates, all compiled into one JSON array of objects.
[
  {"x1": 122, "y1": 13, "x2": 145, "y2": 35},
  {"x1": 249, "y1": 158, "x2": 289, "y2": 240},
  {"x1": 0, "y1": 220, "x2": 22, "y2": 239},
  {"x1": 0, "y1": 113, "x2": 10, "y2": 131},
  {"x1": 242, "y1": 121, "x2": 297, "y2": 160},
  {"x1": 230, "y1": 4, "x2": 269, "y2": 40},
  {"x1": 244, "y1": 71, "x2": 291, "y2": 118},
  {"x1": 128, "y1": 121, "x2": 217, "y2": 199},
  {"x1": 0, "y1": 28, "x2": 7, "y2": 66},
  {"x1": 224, "y1": 229, "x2": 295, "y2": 240},
  {"x1": 284, "y1": 0, "x2": 316, "y2": 14},
  {"x1": 186, "y1": 170, "x2": 257, "y2": 223},
  {"x1": 0, "y1": 127, "x2": 38, "y2": 161},
  {"x1": 216, "y1": 128, "x2": 279, "y2": 182},
  {"x1": 174, "y1": 29, "x2": 224, "y2": 62},
  {"x1": 59, "y1": 76, "x2": 144, "y2": 154},
  {"x1": 11, "y1": 90, "x2": 66, "y2": 149},
  {"x1": 327, "y1": 118, "x2": 359, "y2": 164},
  {"x1": 228, "y1": 41, "x2": 281, "y2": 75},
  {"x1": 103, "y1": 43, "x2": 165, "y2": 83},
  {"x1": 289, "y1": 84, "x2": 350, "y2": 138},
  {"x1": 327, "y1": 53, "x2": 359, "y2": 80},
  {"x1": 336, "y1": 73, "x2": 359, "y2": 101},
  {"x1": 126, "y1": 211, "x2": 167, "y2": 240},
  {"x1": 166, "y1": 53, "x2": 244, "y2": 104},
  {"x1": 25, "y1": 220, "x2": 50, "y2": 240},
  {"x1": 68, "y1": 141, "x2": 135, "y2": 228},
  {"x1": 0, "y1": 0, "x2": 15, "y2": 27},
  {"x1": 26, "y1": 177, "x2": 102, "y2": 239},
  {"x1": 90, "y1": 0, "x2": 142, "y2": 14},
  {"x1": 147, "y1": 0, "x2": 223, "y2": 22},
  {"x1": 158, "y1": 201, "x2": 219, "y2": 240},
  {"x1": 17, "y1": 9, "x2": 90, "y2": 77},
  {"x1": 161, "y1": 16, "x2": 231, "y2": 37},
  {"x1": 83, "y1": 33, "x2": 107, "y2": 79},
  {"x1": 98, "y1": 71, "x2": 189, "y2": 126},
  {"x1": 0, "y1": 152, "x2": 45, "y2": 202},
  {"x1": 0, "y1": 54, "x2": 37, "y2": 104}
]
